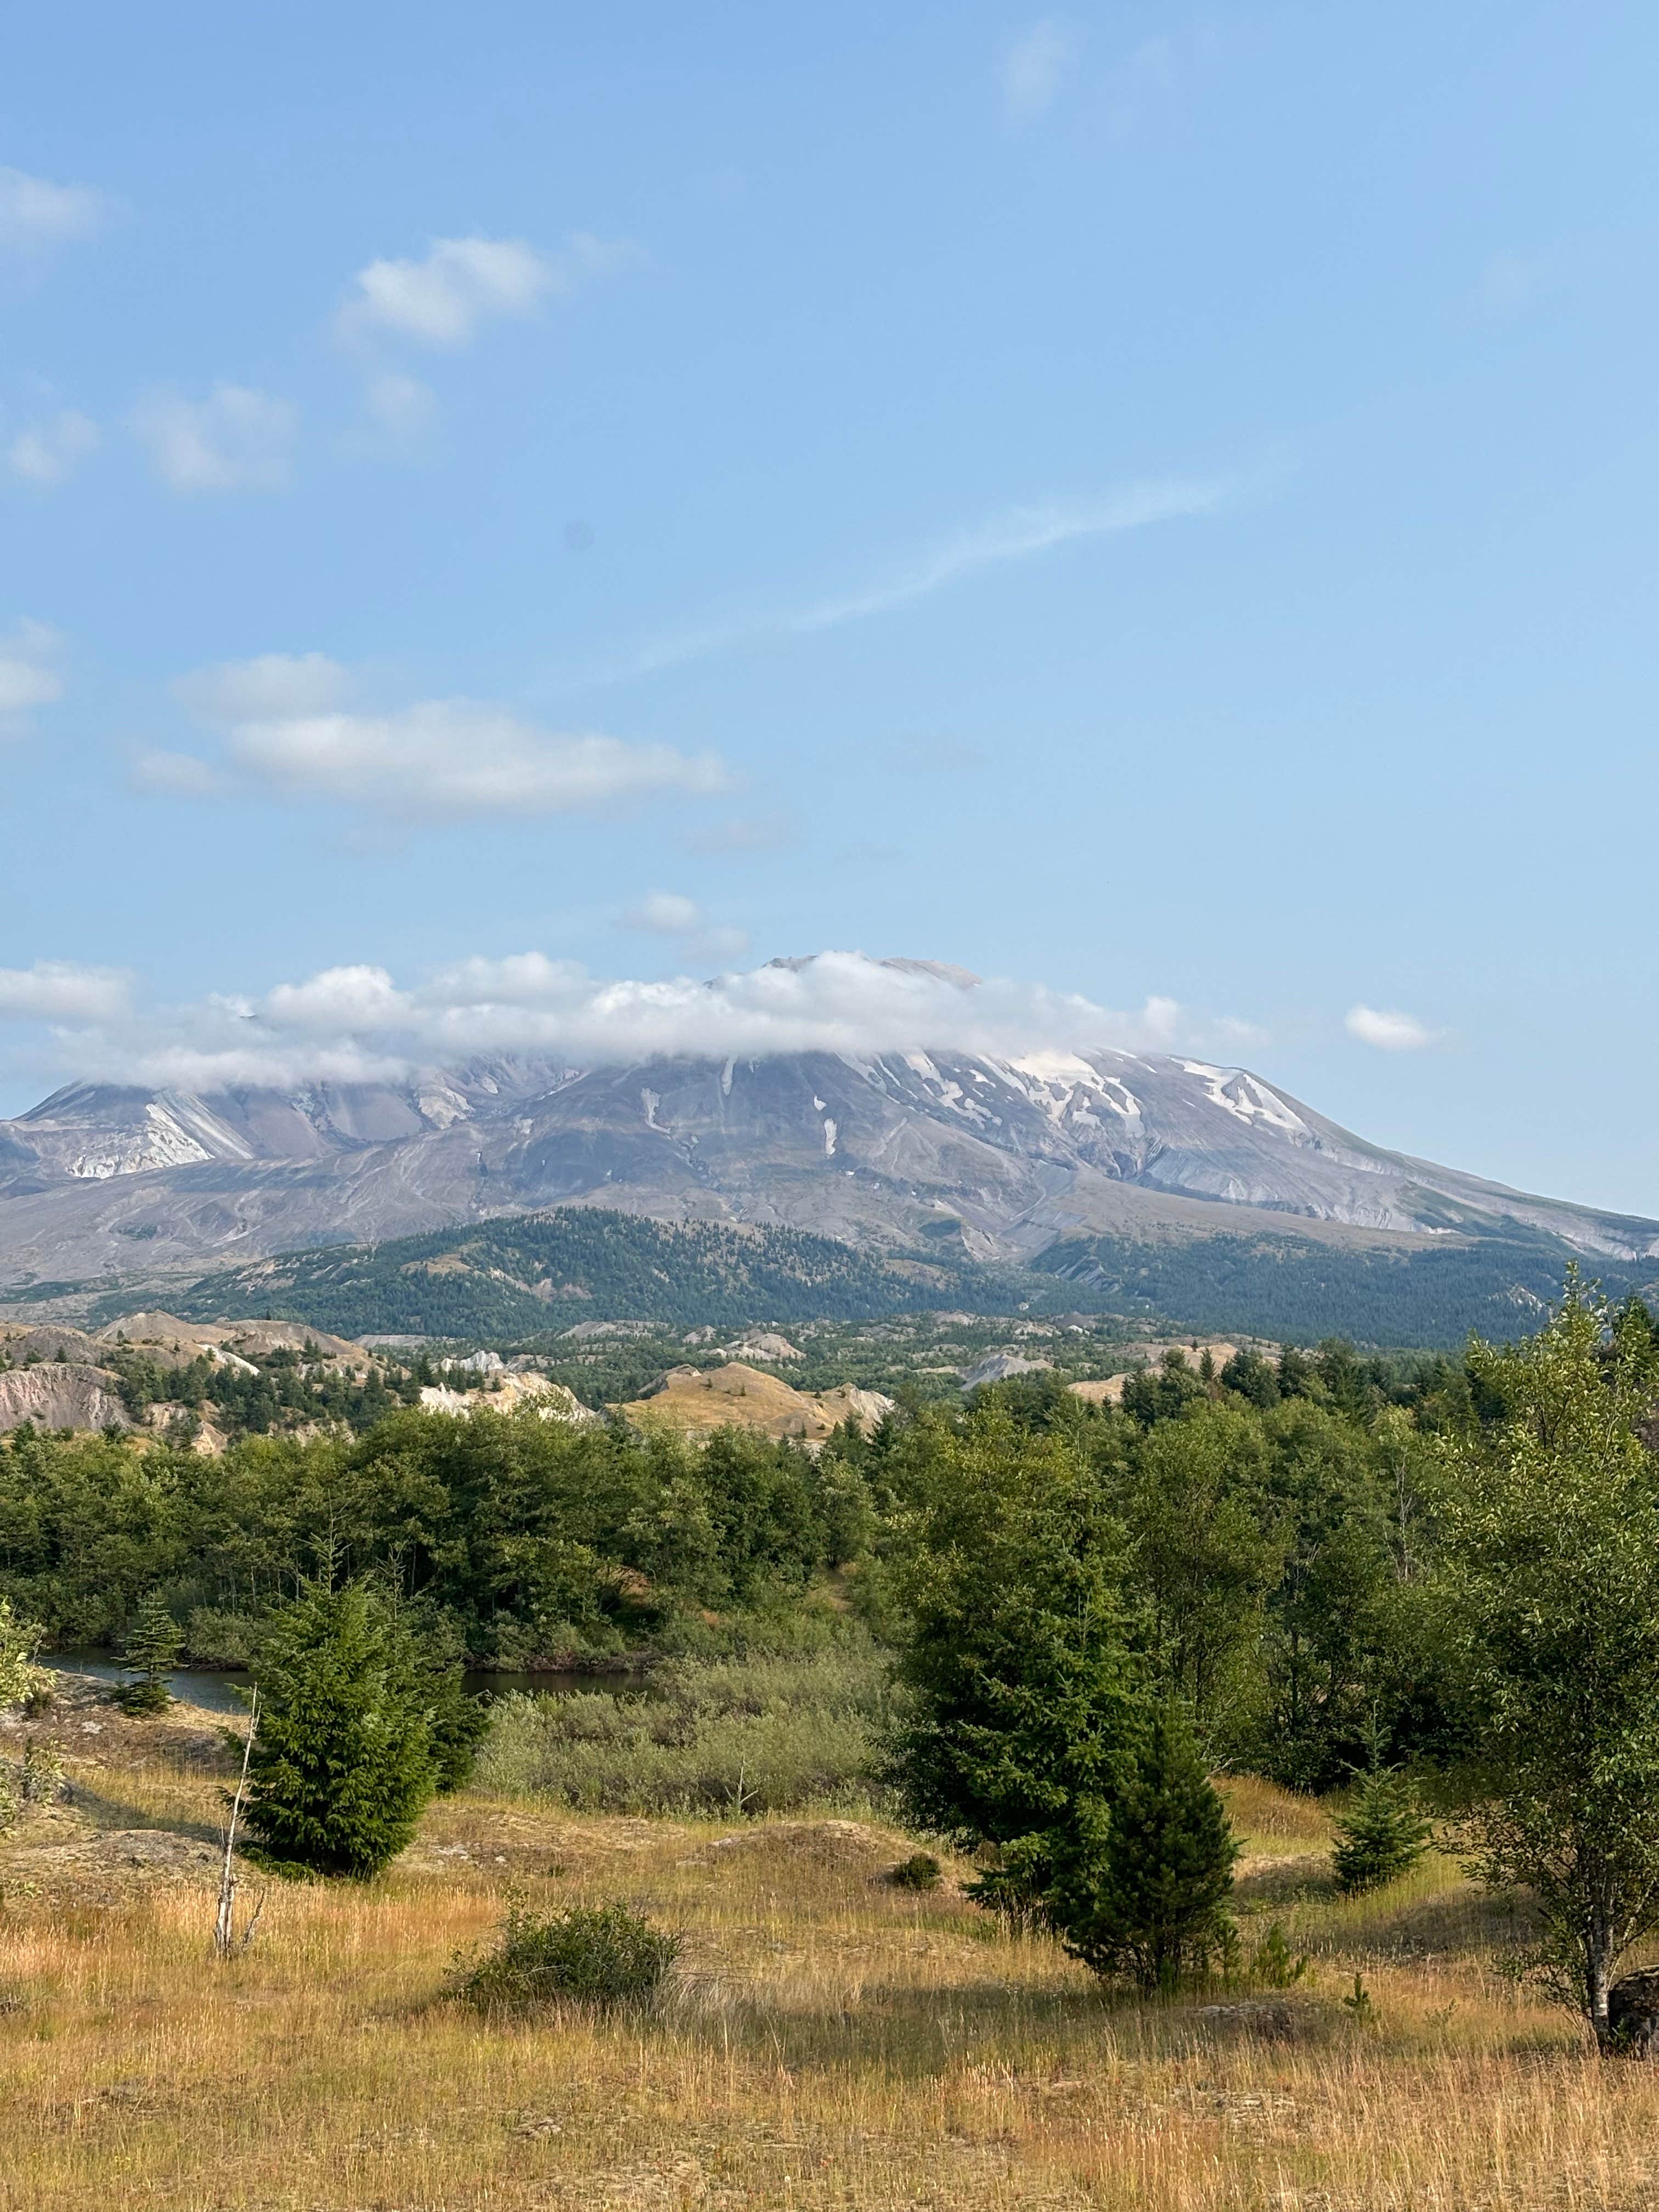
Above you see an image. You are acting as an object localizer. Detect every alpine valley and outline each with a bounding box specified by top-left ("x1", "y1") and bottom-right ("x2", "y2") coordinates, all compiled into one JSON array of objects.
[{"x1": 3, "y1": 973, "x2": 1655, "y2": 1346}]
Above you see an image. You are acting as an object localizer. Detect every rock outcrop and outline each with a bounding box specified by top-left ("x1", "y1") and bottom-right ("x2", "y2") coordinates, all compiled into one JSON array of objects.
[
  {"x1": 0, "y1": 1363, "x2": 131, "y2": 1431},
  {"x1": 416, "y1": 1374, "x2": 601, "y2": 1425}
]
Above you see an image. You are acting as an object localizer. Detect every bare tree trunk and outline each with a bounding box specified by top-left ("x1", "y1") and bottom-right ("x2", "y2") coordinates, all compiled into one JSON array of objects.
[
  {"x1": 215, "y1": 1689, "x2": 259, "y2": 1960},
  {"x1": 1587, "y1": 1909, "x2": 1614, "y2": 2053}
]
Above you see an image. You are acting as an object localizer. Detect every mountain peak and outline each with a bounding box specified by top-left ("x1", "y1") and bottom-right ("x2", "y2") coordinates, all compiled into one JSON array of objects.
[
  {"x1": 761, "y1": 952, "x2": 982, "y2": 988},
  {"x1": 1, "y1": 1039, "x2": 1655, "y2": 1294}
]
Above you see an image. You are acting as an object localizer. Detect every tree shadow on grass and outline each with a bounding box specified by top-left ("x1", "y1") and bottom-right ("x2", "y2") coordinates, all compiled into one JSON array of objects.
[
  {"x1": 1306, "y1": 1882, "x2": 1535, "y2": 1964},
  {"x1": 669, "y1": 1968, "x2": 1157, "y2": 2080},
  {"x1": 60, "y1": 1778, "x2": 224, "y2": 1845},
  {"x1": 1233, "y1": 1854, "x2": 1336, "y2": 1908}
]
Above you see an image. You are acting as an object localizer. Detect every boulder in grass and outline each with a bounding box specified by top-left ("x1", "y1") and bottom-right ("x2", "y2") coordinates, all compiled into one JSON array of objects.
[{"x1": 1608, "y1": 1968, "x2": 1659, "y2": 2056}]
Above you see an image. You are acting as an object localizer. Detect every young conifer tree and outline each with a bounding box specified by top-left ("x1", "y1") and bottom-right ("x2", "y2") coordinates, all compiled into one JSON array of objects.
[
  {"x1": 1332, "y1": 1767, "x2": 1432, "y2": 1894},
  {"x1": 1048, "y1": 1703, "x2": 1240, "y2": 1994},
  {"x1": 240, "y1": 1579, "x2": 437, "y2": 1880},
  {"x1": 121, "y1": 1589, "x2": 184, "y2": 1714}
]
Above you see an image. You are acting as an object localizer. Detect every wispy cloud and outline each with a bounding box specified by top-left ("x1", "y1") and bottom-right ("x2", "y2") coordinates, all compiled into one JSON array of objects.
[
  {"x1": 617, "y1": 891, "x2": 749, "y2": 963},
  {"x1": 361, "y1": 372, "x2": 439, "y2": 443},
  {"x1": 133, "y1": 750, "x2": 230, "y2": 798},
  {"x1": 1346, "y1": 1004, "x2": 1438, "y2": 1052},
  {"x1": 172, "y1": 651, "x2": 349, "y2": 723},
  {"x1": 605, "y1": 476, "x2": 1229, "y2": 684},
  {"x1": 0, "y1": 166, "x2": 106, "y2": 254},
  {"x1": 889, "y1": 736, "x2": 986, "y2": 776},
  {"x1": 0, "y1": 619, "x2": 65, "y2": 727},
  {"x1": 682, "y1": 812, "x2": 799, "y2": 856},
  {"x1": 131, "y1": 384, "x2": 298, "y2": 494},
  {"x1": 7, "y1": 410, "x2": 99, "y2": 486},
  {"x1": 1004, "y1": 19, "x2": 1082, "y2": 125},
  {"x1": 619, "y1": 891, "x2": 702, "y2": 934}
]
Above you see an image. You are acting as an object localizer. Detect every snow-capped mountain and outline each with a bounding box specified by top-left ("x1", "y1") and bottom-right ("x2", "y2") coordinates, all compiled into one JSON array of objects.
[{"x1": 1, "y1": 1033, "x2": 1655, "y2": 1293}]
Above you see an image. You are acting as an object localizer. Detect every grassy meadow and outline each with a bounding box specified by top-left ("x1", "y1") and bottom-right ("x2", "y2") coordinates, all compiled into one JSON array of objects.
[{"x1": 0, "y1": 1676, "x2": 1656, "y2": 2211}]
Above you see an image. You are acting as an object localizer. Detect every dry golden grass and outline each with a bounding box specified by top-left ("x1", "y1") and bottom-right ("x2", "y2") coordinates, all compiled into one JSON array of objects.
[{"x1": 3, "y1": 1696, "x2": 1659, "y2": 2211}]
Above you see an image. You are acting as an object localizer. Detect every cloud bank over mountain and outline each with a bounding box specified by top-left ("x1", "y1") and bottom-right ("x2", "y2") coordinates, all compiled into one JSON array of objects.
[{"x1": 0, "y1": 950, "x2": 1224, "y2": 1092}]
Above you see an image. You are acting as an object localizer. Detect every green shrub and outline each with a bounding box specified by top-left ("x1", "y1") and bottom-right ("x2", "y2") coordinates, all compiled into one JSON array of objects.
[
  {"x1": 459, "y1": 1901, "x2": 680, "y2": 2013},
  {"x1": 888, "y1": 1851, "x2": 942, "y2": 1891},
  {"x1": 186, "y1": 1609, "x2": 259, "y2": 1667},
  {"x1": 114, "y1": 1678, "x2": 173, "y2": 1715},
  {"x1": 476, "y1": 1639, "x2": 887, "y2": 1815},
  {"x1": 1331, "y1": 1768, "x2": 1432, "y2": 1894},
  {"x1": 0, "y1": 1598, "x2": 45, "y2": 1713}
]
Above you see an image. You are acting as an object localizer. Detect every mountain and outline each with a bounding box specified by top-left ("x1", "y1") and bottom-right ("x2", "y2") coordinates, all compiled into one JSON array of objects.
[{"x1": 3, "y1": 979, "x2": 1657, "y2": 1344}]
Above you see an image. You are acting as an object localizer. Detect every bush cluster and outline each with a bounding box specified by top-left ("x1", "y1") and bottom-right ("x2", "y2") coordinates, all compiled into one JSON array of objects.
[
  {"x1": 458, "y1": 1902, "x2": 680, "y2": 2014},
  {"x1": 476, "y1": 1637, "x2": 886, "y2": 1816}
]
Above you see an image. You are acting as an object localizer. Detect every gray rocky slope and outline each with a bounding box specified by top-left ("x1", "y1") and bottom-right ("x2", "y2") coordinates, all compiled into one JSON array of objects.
[{"x1": 1, "y1": 1037, "x2": 1655, "y2": 1292}]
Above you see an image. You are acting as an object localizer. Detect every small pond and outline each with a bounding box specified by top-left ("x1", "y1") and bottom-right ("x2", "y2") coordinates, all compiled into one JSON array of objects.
[{"x1": 40, "y1": 1652, "x2": 653, "y2": 1716}]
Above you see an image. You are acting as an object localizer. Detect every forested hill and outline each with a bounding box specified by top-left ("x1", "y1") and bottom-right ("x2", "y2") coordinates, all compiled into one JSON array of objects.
[
  {"x1": 1030, "y1": 1223, "x2": 1659, "y2": 1348},
  {"x1": 160, "y1": 1209, "x2": 989, "y2": 1338},
  {"x1": 122, "y1": 1203, "x2": 1659, "y2": 1347}
]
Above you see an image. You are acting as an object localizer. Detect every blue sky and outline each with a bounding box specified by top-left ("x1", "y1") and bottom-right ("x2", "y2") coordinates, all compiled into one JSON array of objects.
[{"x1": 3, "y1": 2, "x2": 1658, "y2": 1215}]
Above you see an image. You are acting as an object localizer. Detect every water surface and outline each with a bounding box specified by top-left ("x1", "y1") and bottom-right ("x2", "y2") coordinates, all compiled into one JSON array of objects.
[{"x1": 41, "y1": 1652, "x2": 651, "y2": 1714}]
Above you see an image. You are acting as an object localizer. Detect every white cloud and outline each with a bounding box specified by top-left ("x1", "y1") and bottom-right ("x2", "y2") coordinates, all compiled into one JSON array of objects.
[
  {"x1": 7, "y1": 410, "x2": 99, "y2": 486},
  {"x1": 1005, "y1": 19, "x2": 1081, "y2": 124},
  {"x1": 131, "y1": 384, "x2": 297, "y2": 493},
  {"x1": 337, "y1": 232, "x2": 635, "y2": 350},
  {"x1": 231, "y1": 706, "x2": 729, "y2": 817},
  {"x1": 0, "y1": 166, "x2": 106, "y2": 253},
  {"x1": 342, "y1": 236, "x2": 552, "y2": 346},
  {"x1": 158, "y1": 657, "x2": 732, "y2": 820},
  {"x1": 1346, "y1": 1004, "x2": 1437, "y2": 1052},
  {"x1": 0, "y1": 618, "x2": 64, "y2": 723},
  {"x1": 11, "y1": 949, "x2": 1232, "y2": 1091},
  {"x1": 0, "y1": 961, "x2": 132, "y2": 1024},
  {"x1": 620, "y1": 891, "x2": 703, "y2": 934},
  {"x1": 263, "y1": 964, "x2": 410, "y2": 1031},
  {"x1": 174, "y1": 651, "x2": 349, "y2": 723}
]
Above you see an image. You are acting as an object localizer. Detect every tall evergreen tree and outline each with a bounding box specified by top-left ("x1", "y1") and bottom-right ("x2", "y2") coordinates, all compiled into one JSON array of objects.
[{"x1": 887, "y1": 1407, "x2": 1140, "y2": 1909}]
